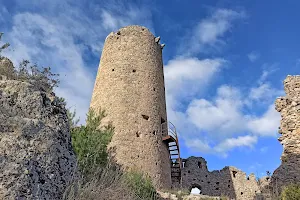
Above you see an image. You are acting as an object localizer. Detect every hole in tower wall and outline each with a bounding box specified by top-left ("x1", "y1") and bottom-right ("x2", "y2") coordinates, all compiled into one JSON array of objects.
[
  {"x1": 136, "y1": 132, "x2": 140, "y2": 137},
  {"x1": 198, "y1": 162, "x2": 202, "y2": 168},
  {"x1": 153, "y1": 130, "x2": 156, "y2": 135},
  {"x1": 117, "y1": 31, "x2": 121, "y2": 35},
  {"x1": 112, "y1": 69, "x2": 115, "y2": 71},
  {"x1": 153, "y1": 88, "x2": 156, "y2": 91},
  {"x1": 142, "y1": 114, "x2": 149, "y2": 120},
  {"x1": 232, "y1": 171, "x2": 237, "y2": 178},
  {"x1": 132, "y1": 69, "x2": 136, "y2": 72},
  {"x1": 161, "y1": 118, "x2": 166, "y2": 124}
]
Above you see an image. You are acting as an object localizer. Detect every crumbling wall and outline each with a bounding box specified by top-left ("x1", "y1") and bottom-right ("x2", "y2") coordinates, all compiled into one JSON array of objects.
[
  {"x1": 181, "y1": 157, "x2": 262, "y2": 200},
  {"x1": 0, "y1": 58, "x2": 77, "y2": 199},
  {"x1": 271, "y1": 75, "x2": 300, "y2": 194}
]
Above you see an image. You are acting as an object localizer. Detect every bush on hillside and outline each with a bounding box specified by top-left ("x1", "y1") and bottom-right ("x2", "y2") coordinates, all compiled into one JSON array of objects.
[
  {"x1": 122, "y1": 170, "x2": 157, "y2": 200},
  {"x1": 280, "y1": 184, "x2": 300, "y2": 200},
  {"x1": 65, "y1": 108, "x2": 158, "y2": 200},
  {"x1": 70, "y1": 108, "x2": 114, "y2": 177}
]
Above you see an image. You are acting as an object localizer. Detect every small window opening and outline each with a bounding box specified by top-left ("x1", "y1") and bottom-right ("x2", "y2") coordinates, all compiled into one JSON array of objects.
[
  {"x1": 216, "y1": 188, "x2": 219, "y2": 190},
  {"x1": 216, "y1": 182, "x2": 219, "y2": 185},
  {"x1": 247, "y1": 177, "x2": 250, "y2": 180},
  {"x1": 117, "y1": 37, "x2": 119, "y2": 39},
  {"x1": 193, "y1": 178, "x2": 196, "y2": 181},
  {"x1": 142, "y1": 114, "x2": 149, "y2": 120},
  {"x1": 153, "y1": 88, "x2": 156, "y2": 91},
  {"x1": 161, "y1": 117, "x2": 166, "y2": 124},
  {"x1": 232, "y1": 171, "x2": 237, "y2": 178},
  {"x1": 188, "y1": 170, "x2": 190, "y2": 173},
  {"x1": 153, "y1": 130, "x2": 156, "y2": 135},
  {"x1": 228, "y1": 180, "x2": 231, "y2": 182},
  {"x1": 228, "y1": 185, "x2": 230, "y2": 188},
  {"x1": 132, "y1": 69, "x2": 136, "y2": 72},
  {"x1": 241, "y1": 192, "x2": 243, "y2": 195},
  {"x1": 112, "y1": 69, "x2": 115, "y2": 71},
  {"x1": 190, "y1": 187, "x2": 201, "y2": 195},
  {"x1": 136, "y1": 132, "x2": 140, "y2": 137},
  {"x1": 198, "y1": 161, "x2": 202, "y2": 168},
  {"x1": 117, "y1": 31, "x2": 121, "y2": 35},
  {"x1": 207, "y1": 181, "x2": 210, "y2": 184},
  {"x1": 205, "y1": 175, "x2": 208, "y2": 178}
]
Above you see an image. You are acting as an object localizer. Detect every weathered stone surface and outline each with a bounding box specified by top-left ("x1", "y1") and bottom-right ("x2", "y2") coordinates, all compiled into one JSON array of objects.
[
  {"x1": 90, "y1": 25, "x2": 171, "y2": 189},
  {"x1": 180, "y1": 157, "x2": 263, "y2": 200},
  {"x1": 271, "y1": 75, "x2": 300, "y2": 194},
  {"x1": 0, "y1": 60, "x2": 77, "y2": 199},
  {"x1": 0, "y1": 57, "x2": 15, "y2": 80}
]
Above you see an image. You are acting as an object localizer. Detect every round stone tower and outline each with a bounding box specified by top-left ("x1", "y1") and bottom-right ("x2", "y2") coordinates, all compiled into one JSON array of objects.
[{"x1": 89, "y1": 25, "x2": 171, "y2": 189}]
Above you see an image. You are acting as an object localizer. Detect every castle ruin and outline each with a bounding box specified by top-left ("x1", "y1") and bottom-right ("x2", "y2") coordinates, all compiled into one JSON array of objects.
[
  {"x1": 180, "y1": 157, "x2": 264, "y2": 200},
  {"x1": 89, "y1": 25, "x2": 174, "y2": 189},
  {"x1": 90, "y1": 25, "x2": 300, "y2": 199}
]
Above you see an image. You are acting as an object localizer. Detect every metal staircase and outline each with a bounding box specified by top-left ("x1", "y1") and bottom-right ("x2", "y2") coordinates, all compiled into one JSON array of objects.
[{"x1": 162, "y1": 121, "x2": 182, "y2": 187}]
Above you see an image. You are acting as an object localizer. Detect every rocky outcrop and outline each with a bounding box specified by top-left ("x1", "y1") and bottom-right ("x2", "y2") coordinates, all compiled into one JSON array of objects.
[
  {"x1": 271, "y1": 75, "x2": 300, "y2": 194},
  {"x1": 0, "y1": 58, "x2": 77, "y2": 199}
]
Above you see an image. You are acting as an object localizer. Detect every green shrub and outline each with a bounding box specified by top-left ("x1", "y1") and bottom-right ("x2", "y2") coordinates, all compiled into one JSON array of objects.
[
  {"x1": 122, "y1": 171, "x2": 157, "y2": 200},
  {"x1": 280, "y1": 184, "x2": 300, "y2": 200},
  {"x1": 70, "y1": 108, "x2": 114, "y2": 177}
]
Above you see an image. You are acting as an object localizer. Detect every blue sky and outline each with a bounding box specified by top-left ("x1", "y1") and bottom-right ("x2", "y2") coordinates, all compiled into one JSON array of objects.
[{"x1": 1, "y1": 0, "x2": 299, "y2": 178}]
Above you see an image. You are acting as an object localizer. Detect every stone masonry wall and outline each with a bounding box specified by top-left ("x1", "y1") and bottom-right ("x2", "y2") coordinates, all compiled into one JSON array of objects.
[
  {"x1": 271, "y1": 75, "x2": 300, "y2": 194},
  {"x1": 181, "y1": 157, "x2": 262, "y2": 200},
  {"x1": 89, "y1": 25, "x2": 171, "y2": 189}
]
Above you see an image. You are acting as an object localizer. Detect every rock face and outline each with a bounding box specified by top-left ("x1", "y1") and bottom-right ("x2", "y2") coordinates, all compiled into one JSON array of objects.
[
  {"x1": 0, "y1": 58, "x2": 77, "y2": 199},
  {"x1": 0, "y1": 57, "x2": 15, "y2": 80},
  {"x1": 271, "y1": 75, "x2": 300, "y2": 194},
  {"x1": 180, "y1": 157, "x2": 263, "y2": 200}
]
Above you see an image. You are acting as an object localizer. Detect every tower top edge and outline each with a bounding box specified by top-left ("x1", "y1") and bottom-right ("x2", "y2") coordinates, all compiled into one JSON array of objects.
[{"x1": 106, "y1": 25, "x2": 155, "y2": 40}]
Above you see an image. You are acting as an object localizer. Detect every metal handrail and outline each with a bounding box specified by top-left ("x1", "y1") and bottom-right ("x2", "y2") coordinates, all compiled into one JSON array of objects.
[{"x1": 163, "y1": 121, "x2": 182, "y2": 186}]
